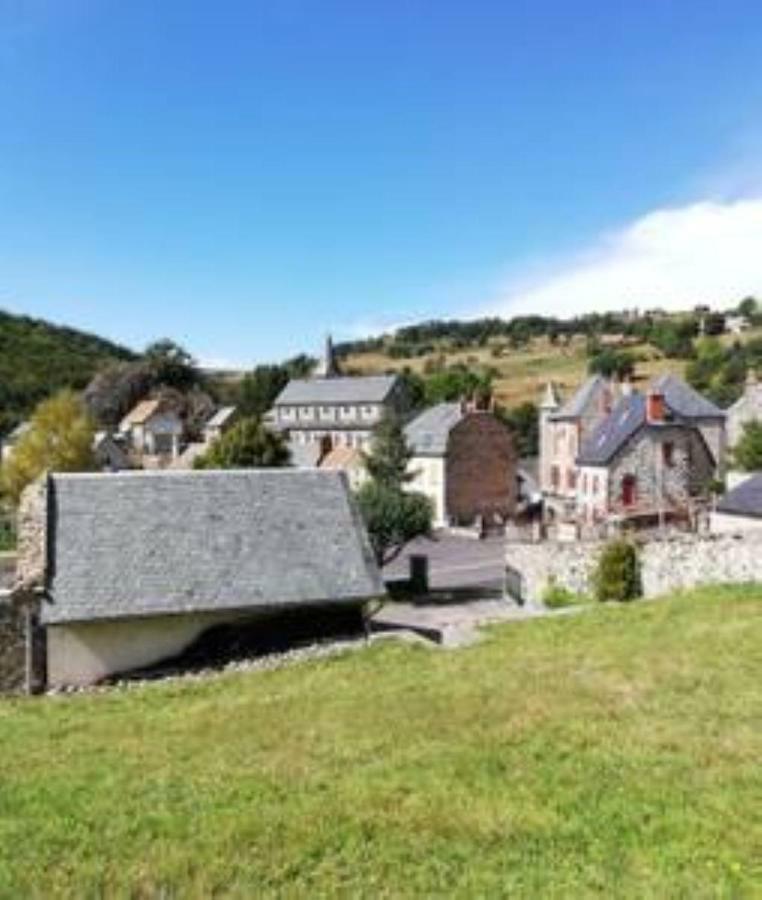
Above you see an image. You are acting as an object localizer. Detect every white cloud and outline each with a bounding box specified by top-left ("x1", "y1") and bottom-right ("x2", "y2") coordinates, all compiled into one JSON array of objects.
[{"x1": 490, "y1": 198, "x2": 762, "y2": 319}]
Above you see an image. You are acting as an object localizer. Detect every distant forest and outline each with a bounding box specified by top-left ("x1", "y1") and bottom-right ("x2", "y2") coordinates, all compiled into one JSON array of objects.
[{"x1": 0, "y1": 310, "x2": 135, "y2": 434}]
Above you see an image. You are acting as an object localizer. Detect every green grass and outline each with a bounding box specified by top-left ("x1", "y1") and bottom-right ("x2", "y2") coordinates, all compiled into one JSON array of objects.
[{"x1": 1, "y1": 587, "x2": 761, "y2": 897}]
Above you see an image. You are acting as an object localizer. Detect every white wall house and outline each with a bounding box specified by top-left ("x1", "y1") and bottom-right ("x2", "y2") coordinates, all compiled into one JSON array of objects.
[{"x1": 119, "y1": 399, "x2": 184, "y2": 459}]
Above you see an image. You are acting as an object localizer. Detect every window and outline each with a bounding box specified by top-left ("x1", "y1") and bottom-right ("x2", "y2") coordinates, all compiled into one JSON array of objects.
[
  {"x1": 551, "y1": 466, "x2": 560, "y2": 490},
  {"x1": 582, "y1": 474, "x2": 588, "y2": 493},
  {"x1": 663, "y1": 441, "x2": 675, "y2": 467},
  {"x1": 567, "y1": 469, "x2": 577, "y2": 490},
  {"x1": 593, "y1": 476, "x2": 600, "y2": 495}
]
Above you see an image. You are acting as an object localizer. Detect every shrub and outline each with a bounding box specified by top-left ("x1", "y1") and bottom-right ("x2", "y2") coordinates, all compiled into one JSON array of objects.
[
  {"x1": 542, "y1": 581, "x2": 580, "y2": 609},
  {"x1": 593, "y1": 539, "x2": 641, "y2": 603}
]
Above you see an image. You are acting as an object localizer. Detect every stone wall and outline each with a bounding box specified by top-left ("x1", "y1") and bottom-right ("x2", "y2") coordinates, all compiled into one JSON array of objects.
[
  {"x1": 506, "y1": 531, "x2": 762, "y2": 603},
  {"x1": 14, "y1": 476, "x2": 48, "y2": 594},
  {"x1": 0, "y1": 600, "x2": 25, "y2": 693}
]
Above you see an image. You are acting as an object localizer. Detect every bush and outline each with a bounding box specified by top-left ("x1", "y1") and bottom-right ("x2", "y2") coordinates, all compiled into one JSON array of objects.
[
  {"x1": 593, "y1": 539, "x2": 641, "y2": 603},
  {"x1": 542, "y1": 581, "x2": 582, "y2": 609}
]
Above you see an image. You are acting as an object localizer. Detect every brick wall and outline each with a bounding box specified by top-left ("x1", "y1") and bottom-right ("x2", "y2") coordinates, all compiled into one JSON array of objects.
[{"x1": 445, "y1": 412, "x2": 517, "y2": 526}]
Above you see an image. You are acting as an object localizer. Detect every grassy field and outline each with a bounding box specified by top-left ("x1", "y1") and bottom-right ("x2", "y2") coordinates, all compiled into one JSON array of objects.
[{"x1": 1, "y1": 586, "x2": 761, "y2": 897}]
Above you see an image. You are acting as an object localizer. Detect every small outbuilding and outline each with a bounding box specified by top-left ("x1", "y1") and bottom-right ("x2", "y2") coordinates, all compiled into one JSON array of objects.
[
  {"x1": 13, "y1": 469, "x2": 384, "y2": 688},
  {"x1": 711, "y1": 473, "x2": 762, "y2": 533}
]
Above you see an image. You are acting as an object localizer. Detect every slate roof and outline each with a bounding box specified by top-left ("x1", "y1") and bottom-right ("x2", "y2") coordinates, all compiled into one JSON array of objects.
[
  {"x1": 577, "y1": 393, "x2": 647, "y2": 466},
  {"x1": 652, "y1": 373, "x2": 724, "y2": 419},
  {"x1": 41, "y1": 469, "x2": 383, "y2": 625},
  {"x1": 551, "y1": 375, "x2": 607, "y2": 420},
  {"x1": 274, "y1": 375, "x2": 397, "y2": 406},
  {"x1": 716, "y1": 474, "x2": 762, "y2": 519},
  {"x1": 404, "y1": 403, "x2": 463, "y2": 456},
  {"x1": 205, "y1": 406, "x2": 237, "y2": 429}
]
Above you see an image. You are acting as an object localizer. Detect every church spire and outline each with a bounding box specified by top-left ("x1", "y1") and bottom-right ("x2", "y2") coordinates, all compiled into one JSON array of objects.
[{"x1": 314, "y1": 333, "x2": 341, "y2": 378}]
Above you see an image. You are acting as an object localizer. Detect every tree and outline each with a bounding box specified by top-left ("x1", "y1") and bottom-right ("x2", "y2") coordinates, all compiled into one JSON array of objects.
[
  {"x1": 498, "y1": 402, "x2": 539, "y2": 457},
  {"x1": 737, "y1": 296, "x2": 759, "y2": 319},
  {"x1": 592, "y1": 539, "x2": 641, "y2": 603},
  {"x1": 0, "y1": 390, "x2": 96, "y2": 505},
  {"x1": 355, "y1": 482, "x2": 433, "y2": 566},
  {"x1": 238, "y1": 365, "x2": 290, "y2": 417},
  {"x1": 194, "y1": 417, "x2": 290, "y2": 469},
  {"x1": 588, "y1": 349, "x2": 636, "y2": 379},
  {"x1": 362, "y1": 415, "x2": 413, "y2": 488},
  {"x1": 144, "y1": 339, "x2": 199, "y2": 390},
  {"x1": 356, "y1": 415, "x2": 432, "y2": 565},
  {"x1": 732, "y1": 421, "x2": 762, "y2": 472}
]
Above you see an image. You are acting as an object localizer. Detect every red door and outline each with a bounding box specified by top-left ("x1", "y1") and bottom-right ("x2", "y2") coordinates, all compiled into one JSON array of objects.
[{"x1": 621, "y1": 475, "x2": 637, "y2": 507}]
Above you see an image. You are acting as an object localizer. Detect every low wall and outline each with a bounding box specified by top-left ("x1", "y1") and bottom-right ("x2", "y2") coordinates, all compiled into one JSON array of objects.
[
  {"x1": 0, "y1": 601, "x2": 25, "y2": 693},
  {"x1": 506, "y1": 532, "x2": 762, "y2": 603},
  {"x1": 0, "y1": 552, "x2": 16, "y2": 591}
]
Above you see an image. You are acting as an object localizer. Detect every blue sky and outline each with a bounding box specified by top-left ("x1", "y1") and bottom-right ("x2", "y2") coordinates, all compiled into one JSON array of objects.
[{"x1": 2, "y1": 1, "x2": 762, "y2": 366}]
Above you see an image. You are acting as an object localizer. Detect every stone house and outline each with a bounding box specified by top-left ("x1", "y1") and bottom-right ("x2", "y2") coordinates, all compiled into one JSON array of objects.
[
  {"x1": 726, "y1": 371, "x2": 762, "y2": 449},
  {"x1": 575, "y1": 389, "x2": 717, "y2": 525},
  {"x1": 119, "y1": 399, "x2": 184, "y2": 459},
  {"x1": 404, "y1": 401, "x2": 517, "y2": 528},
  {"x1": 12, "y1": 469, "x2": 384, "y2": 689},
  {"x1": 539, "y1": 375, "x2": 618, "y2": 517}
]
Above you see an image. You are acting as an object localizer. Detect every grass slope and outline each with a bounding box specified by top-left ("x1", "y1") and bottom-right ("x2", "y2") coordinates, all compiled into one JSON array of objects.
[
  {"x1": 0, "y1": 309, "x2": 135, "y2": 434},
  {"x1": 1, "y1": 587, "x2": 760, "y2": 897}
]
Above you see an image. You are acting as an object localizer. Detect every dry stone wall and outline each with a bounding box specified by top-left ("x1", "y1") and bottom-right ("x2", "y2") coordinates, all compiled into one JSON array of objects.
[{"x1": 507, "y1": 532, "x2": 762, "y2": 603}]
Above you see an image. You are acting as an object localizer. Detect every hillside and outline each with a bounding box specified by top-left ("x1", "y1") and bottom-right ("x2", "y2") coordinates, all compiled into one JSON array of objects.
[
  {"x1": 0, "y1": 586, "x2": 759, "y2": 896},
  {"x1": 0, "y1": 309, "x2": 135, "y2": 434}
]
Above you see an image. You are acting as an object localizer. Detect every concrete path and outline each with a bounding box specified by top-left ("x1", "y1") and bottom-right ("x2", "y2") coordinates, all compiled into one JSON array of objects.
[
  {"x1": 383, "y1": 533, "x2": 506, "y2": 592},
  {"x1": 371, "y1": 598, "x2": 549, "y2": 647}
]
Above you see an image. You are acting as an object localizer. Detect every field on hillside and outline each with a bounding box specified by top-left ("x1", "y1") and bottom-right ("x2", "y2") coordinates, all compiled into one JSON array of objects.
[
  {"x1": 1, "y1": 587, "x2": 760, "y2": 897},
  {"x1": 345, "y1": 328, "x2": 762, "y2": 409}
]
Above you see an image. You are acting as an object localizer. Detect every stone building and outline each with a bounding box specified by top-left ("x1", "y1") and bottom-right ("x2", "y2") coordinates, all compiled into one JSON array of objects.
[
  {"x1": 575, "y1": 389, "x2": 717, "y2": 525},
  {"x1": 404, "y1": 401, "x2": 517, "y2": 528},
  {"x1": 539, "y1": 375, "x2": 618, "y2": 517},
  {"x1": 726, "y1": 371, "x2": 762, "y2": 448},
  {"x1": 12, "y1": 469, "x2": 384, "y2": 689},
  {"x1": 272, "y1": 337, "x2": 410, "y2": 452}
]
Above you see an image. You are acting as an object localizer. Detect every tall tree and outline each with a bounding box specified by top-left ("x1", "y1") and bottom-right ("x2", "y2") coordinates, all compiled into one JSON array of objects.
[
  {"x1": 194, "y1": 417, "x2": 290, "y2": 469},
  {"x1": 144, "y1": 339, "x2": 200, "y2": 390},
  {"x1": 362, "y1": 415, "x2": 413, "y2": 488},
  {"x1": 0, "y1": 390, "x2": 96, "y2": 505}
]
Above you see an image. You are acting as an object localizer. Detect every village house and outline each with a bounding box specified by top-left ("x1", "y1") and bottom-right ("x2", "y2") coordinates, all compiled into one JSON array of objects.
[
  {"x1": 318, "y1": 445, "x2": 368, "y2": 491},
  {"x1": 12, "y1": 469, "x2": 384, "y2": 689},
  {"x1": 539, "y1": 374, "x2": 618, "y2": 518},
  {"x1": 202, "y1": 406, "x2": 238, "y2": 444},
  {"x1": 575, "y1": 388, "x2": 718, "y2": 526},
  {"x1": 404, "y1": 400, "x2": 517, "y2": 528},
  {"x1": 726, "y1": 371, "x2": 762, "y2": 448},
  {"x1": 272, "y1": 337, "x2": 410, "y2": 452},
  {"x1": 119, "y1": 398, "x2": 184, "y2": 460}
]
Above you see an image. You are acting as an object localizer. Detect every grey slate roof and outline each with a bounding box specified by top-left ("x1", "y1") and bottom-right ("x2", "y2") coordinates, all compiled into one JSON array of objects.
[
  {"x1": 274, "y1": 375, "x2": 397, "y2": 406},
  {"x1": 577, "y1": 393, "x2": 647, "y2": 466},
  {"x1": 716, "y1": 474, "x2": 762, "y2": 519},
  {"x1": 205, "y1": 406, "x2": 237, "y2": 428},
  {"x1": 42, "y1": 469, "x2": 383, "y2": 625},
  {"x1": 551, "y1": 375, "x2": 607, "y2": 420},
  {"x1": 652, "y1": 373, "x2": 724, "y2": 419},
  {"x1": 404, "y1": 403, "x2": 463, "y2": 456}
]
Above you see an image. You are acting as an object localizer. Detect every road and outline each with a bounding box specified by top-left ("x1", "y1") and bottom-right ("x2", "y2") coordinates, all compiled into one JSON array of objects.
[{"x1": 383, "y1": 533, "x2": 506, "y2": 591}]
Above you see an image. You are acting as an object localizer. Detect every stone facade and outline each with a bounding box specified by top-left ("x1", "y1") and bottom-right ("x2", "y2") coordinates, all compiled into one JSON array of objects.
[
  {"x1": 506, "y1": 531, "x2": 762, "y2": 603},
  {"x1": 577, "y1": 424, "x2": 715, "y2": 522},
  {"x1": 727, "y1": 374, "x2": 762, "y2": 448}
]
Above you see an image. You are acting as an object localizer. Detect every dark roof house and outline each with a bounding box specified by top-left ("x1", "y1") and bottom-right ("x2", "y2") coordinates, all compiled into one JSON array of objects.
[
  {"x1": 274, "y1": 374, "x2": 399, "y2": 407},
  {"x1": 16, "y1": 469, "x2": 384, "y2": 687},
  {"x1": 716, "y1": 473, "x2": 762, "y2": 520}
]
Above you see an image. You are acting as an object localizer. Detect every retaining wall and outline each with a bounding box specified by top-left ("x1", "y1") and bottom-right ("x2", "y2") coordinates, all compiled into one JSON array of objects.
[{"x1": 506, "y1": 532, "x2": 762, "y2": 603}]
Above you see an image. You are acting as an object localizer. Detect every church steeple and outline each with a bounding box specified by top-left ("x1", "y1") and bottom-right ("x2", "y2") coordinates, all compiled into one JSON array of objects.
[{"x1": 313, "y1": 333, "x2": 341, "y2": 378}]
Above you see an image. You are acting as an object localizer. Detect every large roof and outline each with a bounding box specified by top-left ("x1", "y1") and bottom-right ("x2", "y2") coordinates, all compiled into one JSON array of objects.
[
  {"x1": 274, "y1": 375, "x2": 398, "y2": 406},
  {"x1": 577, "y1": 393, "x2": 647, "y2": 466},
  {"x1": 41, "y1": 469, "x2": 383, "y2": 625},
  {"x1": 404, "y1": 403, "x2": 464, "y2": 456},
  {"x1": 652, "y1": 373, "x2": 724, "y2": 420},
  {"x1": 716, "y1": 474, "x2": 762, "y2": 519},
  {"x1": 551, "y1": 375, "x2": 608, "y2": 421}
]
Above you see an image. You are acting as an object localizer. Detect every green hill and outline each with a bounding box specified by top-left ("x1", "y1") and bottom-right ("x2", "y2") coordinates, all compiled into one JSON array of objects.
[{"x1": 0, "y1": 309, "x2": 135, "y2": 434}]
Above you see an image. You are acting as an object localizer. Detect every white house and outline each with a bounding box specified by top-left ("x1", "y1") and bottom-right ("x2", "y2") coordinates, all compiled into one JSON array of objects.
[{"x1": 119, "y1": 399, "x2": 184, "y2": 459}]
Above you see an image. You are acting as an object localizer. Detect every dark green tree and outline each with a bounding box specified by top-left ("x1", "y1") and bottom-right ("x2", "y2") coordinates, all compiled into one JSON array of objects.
[
  {"x1": 498, "y1": 402, "x2": 539, "y2": 457},
  {"x1": 363, "y1": 415, "x2": 413, "y2": 488},
  {"x1": 194, "y1": 417, "x2": 290, "y2": 469},
  {"x1": 239, "y1": 365, "x2": 290, "y2": 417},
  {"x1": 144, "y1": 339, "x2": 200, "y2": 390},
  {"x1": 592, "y1": 539, "x2": 641, "y2": 603},
  {"x1": 355, "y1": 482, "x2": 433, "y2": 566}
]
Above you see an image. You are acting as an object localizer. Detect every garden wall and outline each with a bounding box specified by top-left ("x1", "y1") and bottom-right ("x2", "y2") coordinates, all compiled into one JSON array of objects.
[{"x1": 506, "y1": 532, "x2": 762, "y2": 603}]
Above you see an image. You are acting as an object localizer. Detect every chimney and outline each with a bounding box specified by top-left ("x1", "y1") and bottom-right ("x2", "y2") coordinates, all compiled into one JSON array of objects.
[{"x1": 646, "y1": 390, "x2": 665, "y2": 423}]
